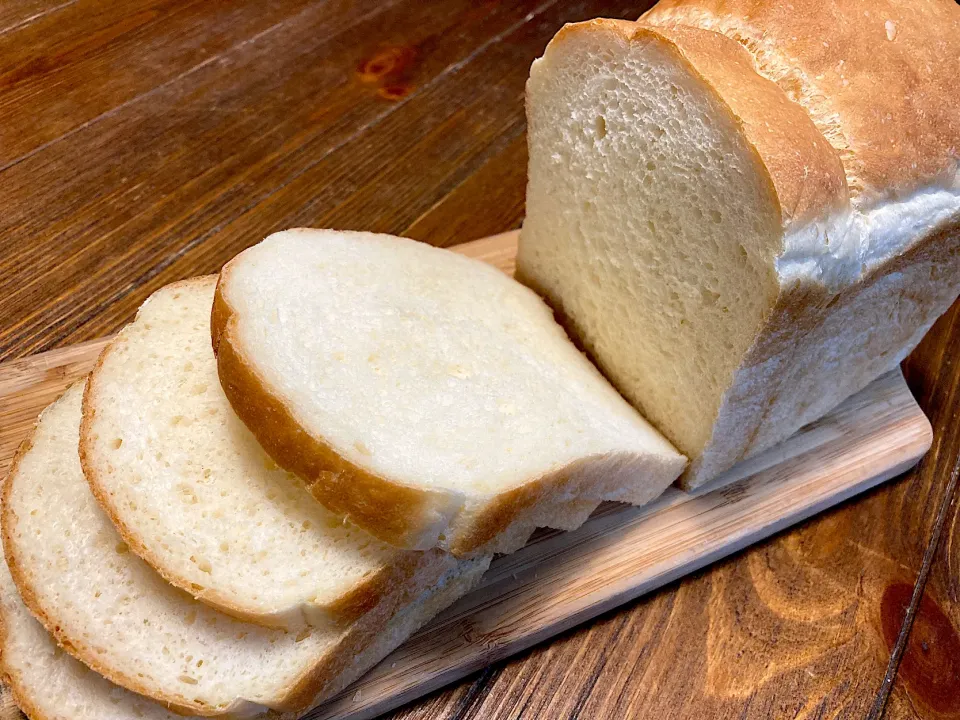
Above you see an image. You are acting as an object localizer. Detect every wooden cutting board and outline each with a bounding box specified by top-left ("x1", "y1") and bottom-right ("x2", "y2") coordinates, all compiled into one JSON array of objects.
[{"x1": 0, "y1": 231, "x2": 932, "y2": 720}]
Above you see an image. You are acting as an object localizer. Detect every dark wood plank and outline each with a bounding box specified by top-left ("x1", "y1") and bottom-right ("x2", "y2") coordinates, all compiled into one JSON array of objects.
[
  {"x1": 404, "y1": 131, "x2": 528, "y2": 248},
  {"x1": 0, "y1": 0, "x2": 332, "y2": 166},
  {"x1": 880, "y1": 303, "x2": 960, "y2": 720},
  {"x1": 0, "y1": 0, "x2": 564, "y2": 361}
]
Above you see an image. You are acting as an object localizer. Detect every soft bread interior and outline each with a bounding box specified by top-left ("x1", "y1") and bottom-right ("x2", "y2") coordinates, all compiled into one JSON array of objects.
[
  {"x1": 220, "y1": 230, "x2": 678, "y2": 494},
  {"x1": 518, "y1": 24, "x2": 782, "y2": 459},
  {"x1": 0, "y1": 533, "x2": 183, "y2": 720}
]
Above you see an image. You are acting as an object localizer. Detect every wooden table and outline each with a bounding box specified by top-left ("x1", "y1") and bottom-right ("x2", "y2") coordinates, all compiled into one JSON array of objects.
[{"x1": 0, "y1": 1, "x2": 957, "y2": 718}]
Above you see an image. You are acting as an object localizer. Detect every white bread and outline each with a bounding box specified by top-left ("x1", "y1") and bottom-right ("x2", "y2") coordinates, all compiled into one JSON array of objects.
[
  {"x1": 2, "y1": 383, "x2": 489, "y2": 717},
  {"x1": 517, "y1": 8, "x2": 960, "y2": 489},
  {"x1": 81, "y1": 276, "x2": 445, "y2": 630},
  {"x1": 212, "y1": 229, "x2": 686, "y2": 554},
  {"x1": 0, "y1": 530, "x2": 189, "y2": 720}
]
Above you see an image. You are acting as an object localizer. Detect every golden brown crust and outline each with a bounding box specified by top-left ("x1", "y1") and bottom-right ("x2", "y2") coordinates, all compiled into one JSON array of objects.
[
  {"x1": 643, "y1": 0, "x2": 960, "y2": 198},
  {"x1": 211, "y1": 268, "x2": 462, "y2": 551},
  {"x1": 449, "y1": 460, "x2": 598, "y2": 556},
  {"x1": 450, "y1": 481, "x2": 546, "y2": 556}
]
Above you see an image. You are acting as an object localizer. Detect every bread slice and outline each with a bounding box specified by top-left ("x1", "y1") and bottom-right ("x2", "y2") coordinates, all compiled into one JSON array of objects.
[
  {"x1": 517, "y1": 18, "x2": 960, "y2": 489},
  {"x1": 81, "y1": 276, "x2": 446, "y2": 630},
  {"x1": 212, "y1": 229, "x2": 686, "y2": 554},
  {"x1": 2, "y1": 383, "x2": 489, "y2": 717},
  {"x1": 0, "y1": 529, "x2": 190, "y2": 720}
]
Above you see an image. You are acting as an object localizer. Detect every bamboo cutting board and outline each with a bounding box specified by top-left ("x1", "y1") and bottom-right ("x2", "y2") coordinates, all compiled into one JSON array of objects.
[{"x1": 0, "y1": 231, "x2": 933, "y2": 720}]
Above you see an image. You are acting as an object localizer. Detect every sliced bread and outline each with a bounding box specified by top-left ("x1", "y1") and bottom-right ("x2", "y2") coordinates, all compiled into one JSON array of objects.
[
  {"x1": 0, "y1": 528, "x2": 190, "y2": 720},
  {"x1": 212, "y1": 229, "x2": 686, "y2": 554},
  {"x1": 81, "y1": 276, "x2": 444, "y2": 630},
  {"x1": 518, "y1": 14, "x2": 960, "y2": 488},
  {"x1": 2, "y1": 383, "x2": 489, "y2": 717}
]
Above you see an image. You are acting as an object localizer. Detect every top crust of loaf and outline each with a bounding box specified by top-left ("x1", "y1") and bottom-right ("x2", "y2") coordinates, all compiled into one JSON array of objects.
[
  {"x1": 213, "y1": 229, "x2": 685, "y2": 554},
  {"x1": 80, "y1": 276, "x2": 436, "y2": 630},
  {"x1": 643, "y1": 0, "x2": 960, "y2": 200}
]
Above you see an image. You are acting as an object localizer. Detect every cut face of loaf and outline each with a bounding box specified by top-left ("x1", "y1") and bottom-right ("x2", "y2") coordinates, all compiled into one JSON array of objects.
[
  {"x1": 213, "y1": 229, "x2": 686, "y2": 554},
  {"x1": 81, "y1": 276, "x2": 444, "y2": 630},
  {"x1": 518, "y1": 19, "x2": 960, "y2": 488},
  {"x1": 2, "y1": 383, "x2": 488, "y2": 717},
  {"x1": 0, "y1": 538, "x2": 188, "y2": 720}
]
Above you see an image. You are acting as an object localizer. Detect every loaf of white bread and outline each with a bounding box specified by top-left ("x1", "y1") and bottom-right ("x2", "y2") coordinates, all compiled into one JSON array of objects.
[{"x1": 518, "y1": 0, "x2": 960, "y2": 488}]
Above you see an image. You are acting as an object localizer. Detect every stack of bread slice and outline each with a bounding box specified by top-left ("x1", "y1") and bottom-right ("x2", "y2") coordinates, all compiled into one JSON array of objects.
[{"x1": 0, "y1": 229, "x2": 686, "y2": 719}]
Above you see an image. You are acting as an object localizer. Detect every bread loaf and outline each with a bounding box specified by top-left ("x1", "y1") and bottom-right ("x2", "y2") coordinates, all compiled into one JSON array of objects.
[
  {"x1": 213, "y1": 229, "x2": 686, "y2": 554},
  {"x1": 81, "y1": 276, "x2": 447, "y2": 630},
  {"x1": 2, "y1": 383, "x2": 488, "y2": 717},
  {"x1": 517, "y1": 1, "x2": 960, "y2": 488}
]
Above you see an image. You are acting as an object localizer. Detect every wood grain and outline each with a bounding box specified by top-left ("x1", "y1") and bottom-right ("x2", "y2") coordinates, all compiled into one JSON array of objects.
[
  {"x1": 1, "y1": 1, "x2": 958, "y2": 717},
  {"x1": 0, "y1": 232, "x2": 934, "y2": 720},
  {"x1": 0, "y1": 0, "x2": 330, "y2": 165},
  {"x1": 0, "y1": 1, "x2": 71, "y2": 37},
  {"x1": 0, "y1": 0, "x2": 643, "y2": 362},
  {"x1": 883, "y1": 299, "x2": 960, "y2": 720}
]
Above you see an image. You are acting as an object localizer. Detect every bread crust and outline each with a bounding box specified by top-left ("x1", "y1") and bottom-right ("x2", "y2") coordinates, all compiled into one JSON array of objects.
[
  {"x1": 79, "y1": 275, "x2": 439, "y2": 630},
  {"x1": 630, "y1": 5, "x2": 960, "y2": 485},
  {"x1": 641, "y1": 23, "x2": 848, "y2": 226},
  {"x1": 0, "y1": 437, "x2": 50, "y2": 720},
  {"x1": 643, "y1": 0, "x2": 960, "y2": 199},
  {"x1": 685, "y1": 209, "x2": 960, "y2": 487},
  {"x1": 0, "y1": 665, "x2": 50, "y2": 720}
]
